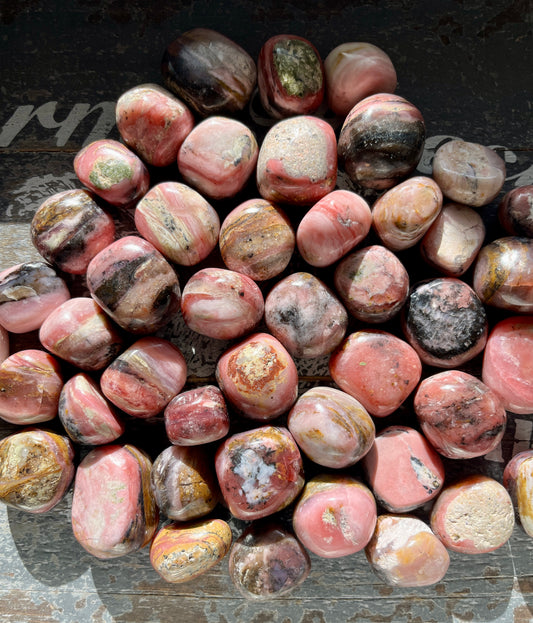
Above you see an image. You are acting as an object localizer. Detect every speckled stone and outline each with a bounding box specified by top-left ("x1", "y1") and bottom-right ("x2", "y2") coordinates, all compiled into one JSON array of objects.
[
  {"x1": 338, "y1": 93, "x2": 425, "y2": 190},
  {"x1": 264, "y1": 272, "x2": 348, "y2": 359},
  {"x1": 402, "y1": 278, "x2": 488, "y2": 368},
  {"x1": 503, "y1": 450, "x2": 533, "y2": 537},
  {"x1": 0, "y1": 326, "x2": 8, "y2": 362},
  {"x1": 257, "y1": 116, "x2": 337, "y2": 206},
  {"x1": 430, "y1": 474, "x2": 514, "y2": 554},
  {"x1": 498, "y1": 185, "x2": 533, "y2": 237}
]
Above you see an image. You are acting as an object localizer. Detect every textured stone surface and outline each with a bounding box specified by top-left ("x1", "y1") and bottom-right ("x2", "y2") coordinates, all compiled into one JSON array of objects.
[
  {"x1": 498, "y1": 185, "x2": 533, "y2": 237},
  {"x1": 0, "y1": 325, "x2": 8, "y2": 362},
  {"x1": 503, "y1": 450, "x2": 533, "y2": 538}
]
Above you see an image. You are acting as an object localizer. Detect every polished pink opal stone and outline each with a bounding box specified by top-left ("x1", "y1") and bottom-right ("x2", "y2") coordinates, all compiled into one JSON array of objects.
[
  {"x1": 58, "y1": 373, "x2": 124, "y2": 446},
  {"x1": 216, "y1": 332, "x2": 298, "y2": 421},
  {"x1": 503, "y1": 450, "x2": 533, "y2": 537},
  {"x1": 72, "y1": 444, "x2": 158, "y2": 559},
  {"x1": 498, "y1": 185, "x2": 533, "y2": 237},
  {"x1": 324, "y1": 42, "x2": 397, "y2": 117},
  {"x1": 0, "y1": 325, "x2": 8, "y2": 362},
  {"x1": 430, "y1": 474, "x2": 514, "y2": 554},
  {"x1": 0, "y1": 349, "x2": 62, "y2": 425},
  {"x1": 292, "y1": 474, "x2": 377, "y2": 558},
  {"x1": 264, "y1": 272, "x2": 348, "y2": 358},
  {"x1": 181, "y1": 267, "x2": 264, "y2": 340},
  {"x1": 296, "y1": 190, "x2": 372, "y2": 267},
  {"x1": 482, "y1": 316, "x2": 533, "y2": 414},
  {"x1": 0, "y1": 262, "x2": 70, "y2": 334},
  {"x1": 39, "y1": 297, "x2": 123, "y2": 371},
  {"x1": 177, "y1": 116, "x2": 258, "y2": 199},
  {"x1": 257, "y1": 116, "x2": 337, "y2": 206},
  {"x1": 74, "y1": 139, "x2": 149, "y2": 207},
  {"x1": 100, "y1": 337, "x2": 187, "y2": 418},
  {"x1": 215, "y1": 425, "x2": 304, "y2": 520},
  {"x1": 165, "y1": 385, "x2": 230, "y2": 446},
  {"x1": 116, "y1": 83, "x2": 194, "y2": 167},
  {"x1": 330, "y1": 330, "x2": 422, "y2": 418},
  {"x1": 362, "y1": 426, "x2": 445, "y2": 512},
  {"x1": 365, "y1": 515, "x2": 450, "y2": 587}
]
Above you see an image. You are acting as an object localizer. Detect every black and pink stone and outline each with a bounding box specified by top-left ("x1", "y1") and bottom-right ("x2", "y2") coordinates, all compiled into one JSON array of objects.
[{"x1": 498, "y1": 185, "x2": 533, "y2": 237}]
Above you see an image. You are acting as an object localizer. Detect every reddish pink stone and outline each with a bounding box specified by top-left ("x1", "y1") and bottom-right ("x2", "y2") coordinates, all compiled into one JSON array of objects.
[
  {"x1": 482, "y1": 316, "x2": 533, "y2": 414},
  {"x1": 362, "y1": 426, "x2": 445, "y2": 512},
  {"x1": 216, "y1": 332, "x2": 298, "y2": 421},
  {"x1": 503, "y1": 450, "x2": 533, "y2": 537},
  {"x1": 414, "y1": 370, "x2": 506, "y2": 459},
  {"x1": 58, "y1": 373, "x2": 124, "y2": 445},
  {"x1": 181, "y1": 268, "x2": 264, "y2": 340},
  {"x1": 257, "y1": 116, "x2": 337, "y2": 206},
  {"x1": 74, "y1": 139, "x2": 149, "y2": 207},
  {"x1": 430, "y1": 474, "x2": 514, "y2": 554},
  {"x1": 0, "y1": 349, "x2": 62, "y2": 425},
  {"x1": 71, "y1": 444, "x2": 158, "y2": 559},
  {"x1": 177, "y1": 117, "x2": 258, "y2": 199},
  {"x1": 0, "y1": 325, "x2": 8, "y2": 362},
  {"x1": 296, "y1": 190, "x2": 372, "y2": 268},
  {"x1": 100, "y1": 337, "x2": 187, "y2": 418},
  {"x1": 292, "y1": 474, "x2": 377, "y2": 558},
  {"x1": 116, "y1": 83, "x2": 194, "y2": 167},
  {"x1": 39, "y1": 297, "x2": 123, "y2": 371},
  {"x1": 165, "y1": 385, "x2": 230, "y2": 446},
  {"x1": 329, "y1": 330, "x2": 422, "y2": 417},
  {"x1": 215, "y1": 425, "x2": 304, "y2": 520},
  {"x1": 498, "y1": 185, "x2": 533, "y2": 237}
]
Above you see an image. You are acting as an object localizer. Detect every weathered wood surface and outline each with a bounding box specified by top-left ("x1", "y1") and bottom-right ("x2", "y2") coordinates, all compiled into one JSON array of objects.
[{"x1": 1, "y1": 1, "x2": 533, "y2": 622}]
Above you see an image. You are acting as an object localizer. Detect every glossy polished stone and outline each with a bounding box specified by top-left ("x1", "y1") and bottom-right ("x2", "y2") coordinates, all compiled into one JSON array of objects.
[
  {"x1": 498, "y1": 185, "x2": 533, "y2": 237},
  {"x1": 0, "y1": 429, "x2": 75, "y2": 513},
  {"x1": 420, "y1": 202, "x2": 486, "y2": 276},
  {"x1": 135, "y1": 182, "x2": 220, "y2": 267},
  {"x1": 0, "y1": 349, "x2": 62, "y2": 425},
  {"x1": 0, "y1": 261, "x2": 70, "y2": 334},
  {"x1": 162, "y1": 28, "x2": 256, "y2": 117},
  {"x1": 414, "y1": 370, "x2": 506, "y2": 459},
  {"x1": 334, "y1": 245, "x2": 409, "y2": 323},
  {"x1": 181, "y1": 267, "x2": 264, "y2": 340},
  {"x1": 39, "y1": 297, "x2": 124, "y2": 371},
  {"x1": 215, "y1": 426, "x2": 304, "y2": 520},
  {"x1": 324, "y1": 42, "x2": 397, "y2": 117},
  {"x1": 287, "y1": 386, "x2": 375, "y2": 468},
  {"x1": 503, "y1": 450, "x2": 533, "y2": 537},
  {"x1": 257, "y1": 34, "x2": 324, "y2": 118},
  {"x1": 432, "y1": 139, "x2": 506, "y2": 207},
  {"x1": 74, "y1": 139, "x2": 149, "y2": 207},
  {"x1": 229, "y1": 522, "x2": 310, "y2": 600},
  {"x1": 338, "y1": 94, "x2": 425, "y2": 190},
  {"x1": 257, "y1": 116, "x2": 337, "y2": 206},
  {"x1": 216, "y1": 332, "x2": 298, "y2": 421},
  {"x1": 101, "y1": 337, "x2": 187, "y2": 418},
  {"x1": 482, "y1": 316, "x2": 533, "y2": 414},
  {"x1": 296, "y1": 189, "x2": 372, "y2": 267},
  {"x1": 0, "y1": 326, "x2": 8, "y2": 362},
  {"x1": 31, "y1": 189, "x2": 115, "y2": 275},
  {"x1": 362, "y1": 426, "x2": 445, "y2": 512},
  {"x1": 87, "y1": 235, "x2": 181, "y2": 335},
  {"x1": 365, "y1": 515, "x2": 450, "y2": 587},
  {"x1": 292, "y1": 474, "x2": 377, "y2": 558},
  {"x1": 473, "y1": 237, "x2": 533, "y2": 313},
  {"x1": 264, "y1": 272, "x2": 348, "y2": 359},
  {"x1": 430, "y1": 475, "x2": 514, "y2": 554},
  {"x1": 72, "y1": 444, "x2": 158, "y2": 559},
  {"x1": 219, "y1": 199, "x2": 295, "y2": 281},
  {"x1": 402, "y1": 278, "x2": 488, "y2": 368},
  {"x1": 116, "y1": 83, "x2": 194, "y2": 167}
]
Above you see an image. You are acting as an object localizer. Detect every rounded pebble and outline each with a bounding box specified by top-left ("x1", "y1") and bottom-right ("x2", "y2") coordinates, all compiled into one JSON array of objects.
[
  {"x1": 503, "y1": 450, "x2": 533, "y2": 537},
  {"x1": 498, "y1": 185, "x2": 533, "y2": 237}
]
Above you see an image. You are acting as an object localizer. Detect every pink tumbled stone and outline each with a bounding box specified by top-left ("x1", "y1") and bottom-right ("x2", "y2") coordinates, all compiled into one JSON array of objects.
[
  {"x1": 498, "y1": 185, "x2": 533, "y2": 237},
  {"x1": 362, "y1": 426, "x2": 445, "y2": 512},
  {"x1": 74, "y1": 139, "x2": 149, "y2": 207},
  {"x1": 100, "y1": 337, "x2": 187, "y2": 418},
  {"x1": 482, "y1": 316, "x2": 533, "y2": 414},
  {"x1": 503, "y1": 450, "x2": 533, "y2": 537},
  {"x1": 215, "y1": 425, "x2": 304, "y2": 520},
  {"x1": 292, "y1": 474, "x2": 377, "y2": 558},
  {"x1": 165, "y1": 385, "x2": 230, "y2": 446},
  {"x1": 329, "y1": 330, "x2": 422, "y2": 417},
  {"x1": 0, "y1": 325, "x2": 8, "y2": 362},
  {"x1": 181, "y1": 268, "x2": 264, "y2": 340},
  {"x1": 296, "y1": 190, "x2": 372, "y2": 267},
  {"x1": 39, "y1": 297, "x2": 123, "y2": 371},
  {"x1": 177, "y1": 116, "x2": 258, "y2": 199},
  {"x1": 116, "y1": 83, "x2": 194, "y2": 167},
  {"x1": 135, "y1": 182, "x2": 220, "y2": 267},
  {"x1": 216, "y1": 332, "x2": 298, "y2": 421},
  {"x1": 0, "y1": 349, "x2": 62, "y2": 425}
]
